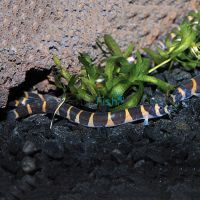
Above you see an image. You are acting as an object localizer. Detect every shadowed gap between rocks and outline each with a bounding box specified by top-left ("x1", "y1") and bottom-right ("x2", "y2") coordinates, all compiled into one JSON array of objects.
[{"x1": 0, "y1": 68, "x2": 52, "y2": 121}]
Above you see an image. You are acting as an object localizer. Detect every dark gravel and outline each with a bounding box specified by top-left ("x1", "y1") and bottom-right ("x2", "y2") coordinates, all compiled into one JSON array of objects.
[{"x1": 1, "y1": 94, "x2": 200, "y2": 199}]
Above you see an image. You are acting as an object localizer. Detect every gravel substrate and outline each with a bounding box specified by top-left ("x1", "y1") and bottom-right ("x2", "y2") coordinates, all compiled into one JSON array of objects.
[{"x1": 1, "y1": 74, "x2": 200, "y2": 199}]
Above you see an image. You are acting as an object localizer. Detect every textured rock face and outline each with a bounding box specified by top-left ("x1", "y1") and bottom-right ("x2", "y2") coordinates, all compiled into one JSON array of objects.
[{"x1": 0, "y1": 0, "x2": 199, "y2": 108}]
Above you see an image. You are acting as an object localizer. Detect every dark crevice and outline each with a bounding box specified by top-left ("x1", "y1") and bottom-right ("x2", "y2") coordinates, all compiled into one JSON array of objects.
[
  {"x1": 0, "y1": 69, "x2": 52, "y2": 121},
  {"x1": 8, "y1": 68, "x2": 52, "y2": 103}
]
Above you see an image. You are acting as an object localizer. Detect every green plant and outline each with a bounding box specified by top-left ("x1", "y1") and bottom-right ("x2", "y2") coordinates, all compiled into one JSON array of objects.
[
  {"x1": 53, "y1": 10, "x2": 200, "y2": 111},
  {"x1": 146, "y1": 9, "x2": 200, "y2": 73},
  {"x1": 53, "y1": 34, "x2": 174, "y2": 111}
]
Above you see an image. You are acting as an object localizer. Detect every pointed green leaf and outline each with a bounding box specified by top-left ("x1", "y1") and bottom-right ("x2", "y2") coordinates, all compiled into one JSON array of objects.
[
  {"x1": 109, "y1": 80, "x2": 131, "y2": 98},
  {"x1": 157, "y1": 47, "x2": 168, "y2": 58},
  {"x1": 53, "y1": 55, "x2": 71, "y2": 81},
  {"x1": 112, "y1": 82, "x2": 144, "y2": 111},
  {"x1": 104, "y1": 57, "x2": 116, "y2": 80},
  {"x1": 78, "y1": 53, "x2": 97, "y2": 80},
  {"x1": 169, "y1": 23, "x2": 197, "y2": 56},
  {"x1": 129, "y1": 52, "x2": 150, "y2": 82},
  {"x1": 60, "y1": 67, "x2": 71, "y2": 81},
  {"x1": 123, "y1": 43, "x2": 135, "y2": 58},
  {"x1": 137, "y1": 75, "x2": 174, "y2": 92},
  {"x1": 143, "y1": 48, "x2": 163, "y2": 64},
  {"x1": 68, "y1": 75, "x2": 78, "y2": 94},
  {"x1": 81, "y1": 77, "x2": 97, "y2": 96},
  {"x1": 53, "y1": 54, "x2": 62, "y2": 67},
  {"x1": 104, "y1": 34, "x2": 123, "y2": 56},
  {"x1": 165, "y1": 36, "x2": 172, "y2": 49},
  {"x1": 76, "y1": 89, "x2": 95, "y2": 102}
]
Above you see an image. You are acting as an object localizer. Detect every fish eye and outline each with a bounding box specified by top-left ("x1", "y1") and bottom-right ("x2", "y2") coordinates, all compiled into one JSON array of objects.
[{"x1": 159, "y1": 104, "x2": 165, "y2": 110}]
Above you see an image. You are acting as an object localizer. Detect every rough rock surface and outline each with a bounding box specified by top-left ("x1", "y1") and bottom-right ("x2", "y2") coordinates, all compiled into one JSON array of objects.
[{"x1": 0, "y1": 0, "x2": 200, "y2": 108}]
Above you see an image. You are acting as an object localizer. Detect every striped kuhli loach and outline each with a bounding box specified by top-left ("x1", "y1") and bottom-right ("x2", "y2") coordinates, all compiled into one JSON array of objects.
[{"x1": 7, "y1": 74, "x2": 200, "y2": 128}]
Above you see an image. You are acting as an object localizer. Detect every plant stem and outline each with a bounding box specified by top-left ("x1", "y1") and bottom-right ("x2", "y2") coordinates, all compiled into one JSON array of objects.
[{"x1": 148, "y1": 58, "x2": 171, "y2": 74}]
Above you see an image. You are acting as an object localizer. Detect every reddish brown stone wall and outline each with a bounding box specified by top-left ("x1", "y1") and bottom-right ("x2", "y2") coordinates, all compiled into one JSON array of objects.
[{"x1": 0, "y1": 0, "x2": 199, "y2": 107}]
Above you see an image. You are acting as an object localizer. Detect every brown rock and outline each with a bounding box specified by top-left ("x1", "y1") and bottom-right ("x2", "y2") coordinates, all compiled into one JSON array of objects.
[{"x1": 0, "y1": 0, "x2": 199, "y2": 107}]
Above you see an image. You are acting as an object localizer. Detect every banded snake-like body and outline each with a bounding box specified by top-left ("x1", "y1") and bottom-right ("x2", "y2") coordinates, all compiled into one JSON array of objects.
[{"x1": 7, "y1": 75, "x2": 200, "y2": 128}]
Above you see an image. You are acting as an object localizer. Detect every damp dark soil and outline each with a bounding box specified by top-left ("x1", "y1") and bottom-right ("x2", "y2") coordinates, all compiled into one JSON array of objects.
[{"x1": 1, "y1": 95, "x2": 200, "y2": 200}]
